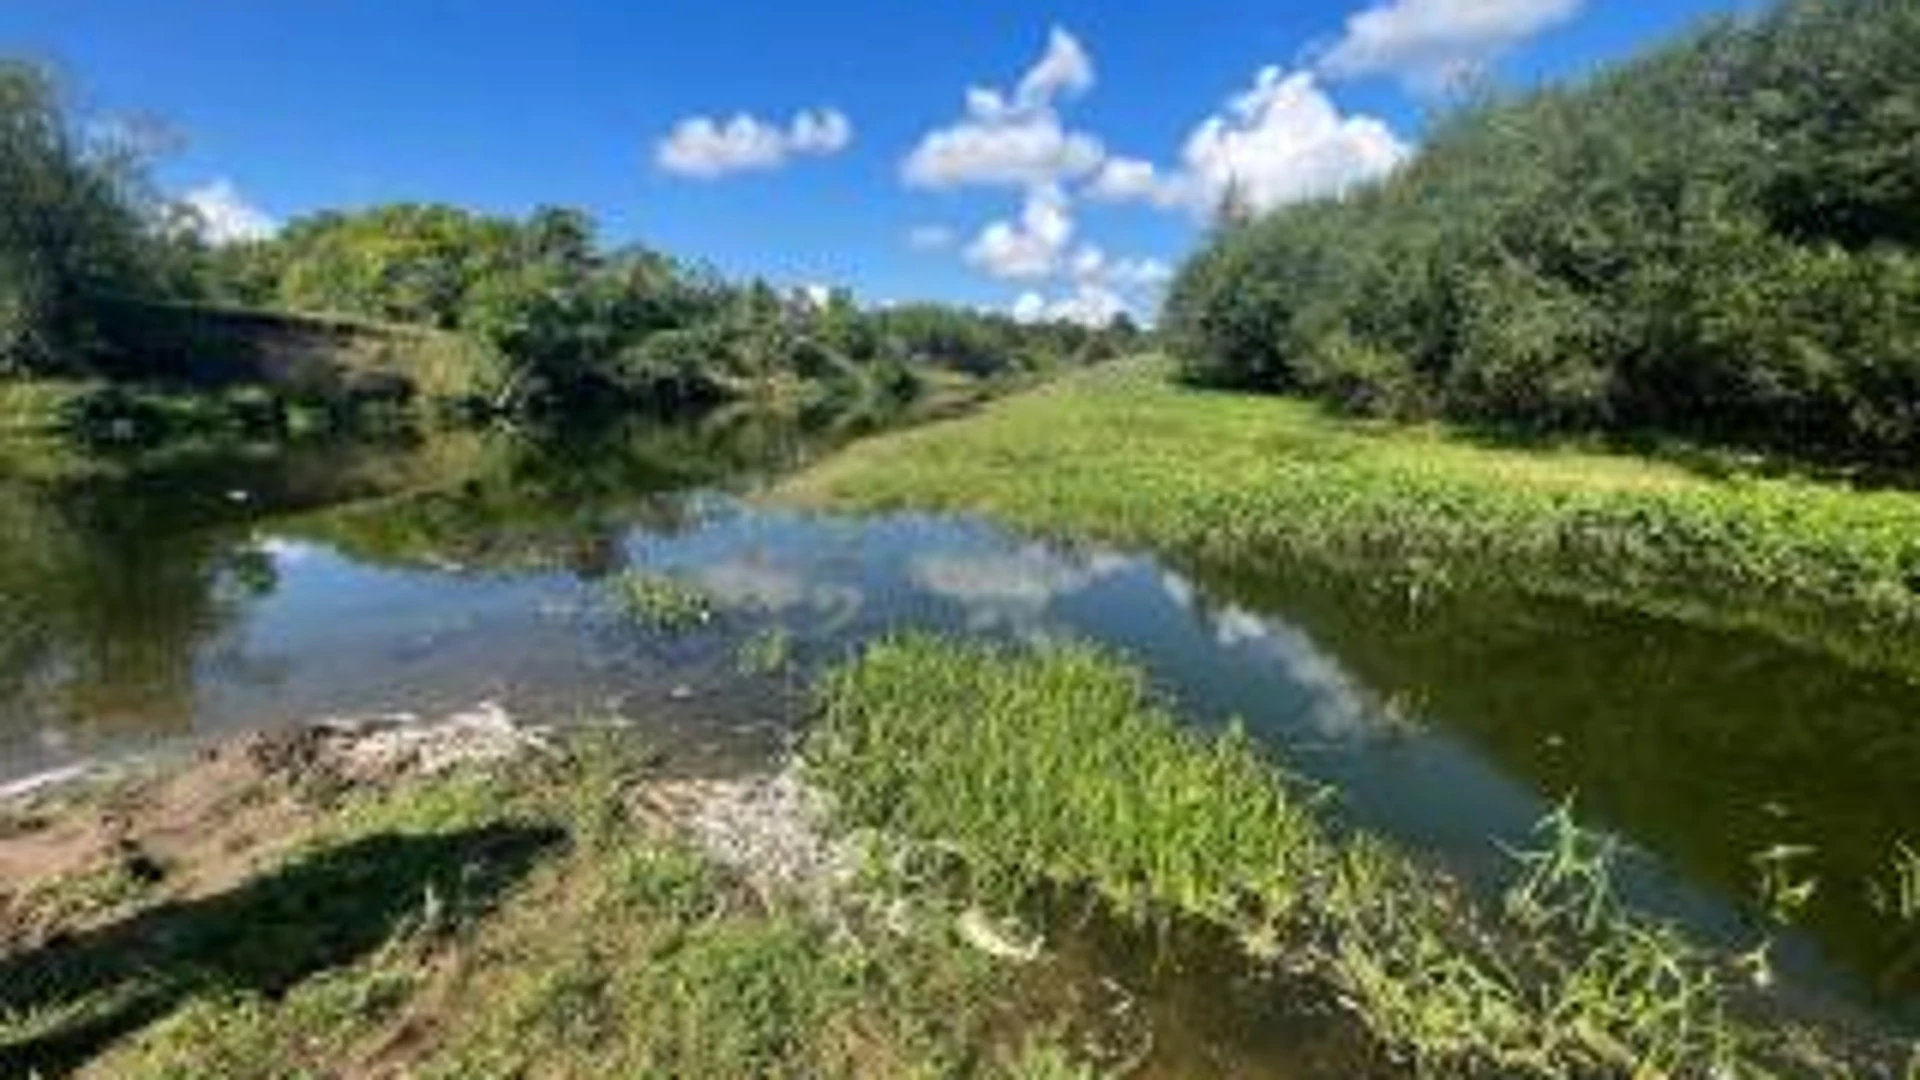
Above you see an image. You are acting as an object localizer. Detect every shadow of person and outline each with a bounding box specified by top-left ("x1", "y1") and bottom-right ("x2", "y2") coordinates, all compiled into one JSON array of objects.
[{"x1": 0, "y1": 822, "x2": 564, "y2": 1076}]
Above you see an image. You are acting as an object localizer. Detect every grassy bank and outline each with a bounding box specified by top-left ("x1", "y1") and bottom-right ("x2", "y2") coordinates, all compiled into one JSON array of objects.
[
  {"x1": 779, "y1": 359, "x2": 1920, "y2": 679},
  {"x1": 808, "y1": 635, "x2": 1892, "y2": 1075},
  {"x1": 0, "y1": 730, "x2": 1092, "y2": 1077}
]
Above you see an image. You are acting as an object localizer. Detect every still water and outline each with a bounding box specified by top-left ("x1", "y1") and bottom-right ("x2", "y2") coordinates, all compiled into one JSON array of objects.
[{"x1": 1, "y1": 414, "x2": 1915, "y2": 1030}]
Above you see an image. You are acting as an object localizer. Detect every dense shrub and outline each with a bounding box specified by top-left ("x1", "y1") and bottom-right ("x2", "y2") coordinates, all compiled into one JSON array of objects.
[
  {"x1": 0, "y1": 62, "x2": 169, "y2": 374},
  {"x1": 1163, "y1": 0, "x2": 1920, "y2": 463}
]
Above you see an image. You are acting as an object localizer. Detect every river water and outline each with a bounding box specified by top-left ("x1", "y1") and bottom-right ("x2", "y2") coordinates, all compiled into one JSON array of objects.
[{"x1": 1, "y1": 413, "x2": 1915, "y2": 1035}]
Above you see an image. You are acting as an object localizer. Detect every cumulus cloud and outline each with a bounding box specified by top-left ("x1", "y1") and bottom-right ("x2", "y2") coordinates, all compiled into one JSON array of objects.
[
  {"x1": 180, "y1": 179, "x2": 276, "y2": 244},
  {"x1": 1010, "y1": 281, "x2": 1129, "y2": 328},
  {"x1": 1089, "y1": 68, "x2": 1407, "y2": 218},
  {"x1": 965, "y1": 184, "x2": 1074, "y2": 280},
  {"x1": 902, "y1": 26, "x2": 1106, "y2": 190},
  {"x1": 906, "y1": 224, "x2": 957, "y2": 251},
  {"x1": 1016, "y1": 25, "x2": 1096, "y2": 107},
  {"x1": 1180, "y1": 68, "x2": 1409, "y2": 213},
  {"x1": 1108, "y1": 256, "x2": 1173, "y2": 288},
  {"x1": 903, "y1": 108, "x2": 1104, "y2": 190},
  {"x1": 656, "y1": 107, "x2": 852, "y2": 178},
  {"x1": 1084, "y1": 156, "x2": 1184, "y2": 208},
  {"x1": 1319, "y1": 0, "x2": 1584, "y2": 89}
]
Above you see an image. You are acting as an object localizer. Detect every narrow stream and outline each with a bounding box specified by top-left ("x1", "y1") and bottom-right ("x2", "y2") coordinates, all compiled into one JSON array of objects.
[{"x1": 2, "y1": 416, "x2": 1915, "y2": 1038}]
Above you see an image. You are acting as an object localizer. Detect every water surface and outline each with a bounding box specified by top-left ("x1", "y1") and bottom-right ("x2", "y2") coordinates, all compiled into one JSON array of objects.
[{"x1": 1, "y1": 417, "x2": 1915, "y2": 1031}]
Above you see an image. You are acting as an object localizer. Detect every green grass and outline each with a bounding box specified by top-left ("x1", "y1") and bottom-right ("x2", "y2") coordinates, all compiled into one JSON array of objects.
[
  {"x1": 806, "y1": 634, "x2": 1881, "y2": 1076},
  {"x1": 780, "y1": 358, "x2": 1920, "y2": 679}
]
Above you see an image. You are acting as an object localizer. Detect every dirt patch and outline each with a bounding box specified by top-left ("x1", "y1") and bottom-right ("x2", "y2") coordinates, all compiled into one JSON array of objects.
[{"x1": 0, "y1": 704, "x2": 552, "y2": 952}]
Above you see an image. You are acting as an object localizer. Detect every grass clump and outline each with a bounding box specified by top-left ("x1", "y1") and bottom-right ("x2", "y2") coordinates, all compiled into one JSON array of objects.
[
  {"x1": 606, "y1": 568, "x2": 715, "y2": 631},
  {"x1": 808, "y1": 634, "x2": 1872, "y2": 1076},
  {"x1": 780, "y1": 359, "x2": 1920, "y2": 680},
  {"x1": 810, "y1": 633, "x2": 1325, "y2": 925}
]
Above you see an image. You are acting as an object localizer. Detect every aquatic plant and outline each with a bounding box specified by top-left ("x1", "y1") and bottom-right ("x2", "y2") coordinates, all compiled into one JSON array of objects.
[
  {"x1": 1751, "y1": 843, "x2": 1821, "y2": 927},
  {"x1": 807, "y1": 635, "x2": 1839, "y2": 1075},
  {"x1": 606, "y1": 569, "x2": 715, "y2": 631}
]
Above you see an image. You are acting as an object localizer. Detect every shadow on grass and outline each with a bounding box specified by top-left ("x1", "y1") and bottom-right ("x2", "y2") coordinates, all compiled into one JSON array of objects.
[{"x1": 0, "y1": 823, "x2": 564, "y2": 1076}]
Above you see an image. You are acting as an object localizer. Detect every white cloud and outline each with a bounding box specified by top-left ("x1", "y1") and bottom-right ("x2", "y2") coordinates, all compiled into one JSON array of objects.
[
  {"x1": 1179, "y1": 68, "x2": 1408, "y2": 213},
  {"x1": 1009, "y1": 281, "x2": 1130, "y2": 328},
  {"x1": 180, "y1": 179, "x2": 277, "y2": 244},
  {"x1": 656, "y1": 107, "x2": 853, "y2": 178},
  {"x1": 906, "y1": 224, "x2": 957, "y2": 251},
  {"x1": 1069, "y1": 244, "x2": 1106, "y2": 281},
  {"x1": 1319, "y1": 0, "x2": 1583, "y2": 89},
  {"x1": 1050, "y1": 282, "x2": 1129, "y2": 327},
  {"x1": 1085, "y1": 156, "x2": 1184, "y2": 208},
  {"x1": 788, "y1": 108, "x2": 853, "y2": 154},
  {"x1": 901, "y1": 26, "x2": 1106, "y2": 190},
  {"x1": 903, "y1": 109, "x2": 1104, "y2": 190},
  {"x1": 1016, "y1": 25, "x2": 1095, "y2": 108},
  {"x1": 964, "y1": 184, "x2": 1075, "y2": 281},
  {"x1": 1077, "y1": 70, "x2": 1405, "y2": 218},
  {"x1": 1109, "y1": 256, "x2": 1173, "y2": 288}
]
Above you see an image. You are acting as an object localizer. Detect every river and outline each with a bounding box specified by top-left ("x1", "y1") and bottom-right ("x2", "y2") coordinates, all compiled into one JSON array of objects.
[{"x1": 1, "y1": 411, "x2": 1914, "y2": 1035}]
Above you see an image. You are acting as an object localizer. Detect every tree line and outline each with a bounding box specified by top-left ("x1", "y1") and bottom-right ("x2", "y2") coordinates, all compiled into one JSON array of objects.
[
  {"x1": 1163, "y1": 0, "x2": 1920, "y2": 464},
  {"x1": 1, "y1": 59, "x2": 1139, "y2": 422}
]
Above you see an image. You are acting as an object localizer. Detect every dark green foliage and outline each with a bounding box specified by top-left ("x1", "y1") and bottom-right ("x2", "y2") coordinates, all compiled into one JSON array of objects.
[
  {"x1": 1163, "y1": 0, "x2": 1920, "y2": 463},
  {"x1": 193, "y1": 204, "x2": 1138, "y2": 415},
  {"x1": 0, "y1": 62, "x2": 169, "y2": 375}
]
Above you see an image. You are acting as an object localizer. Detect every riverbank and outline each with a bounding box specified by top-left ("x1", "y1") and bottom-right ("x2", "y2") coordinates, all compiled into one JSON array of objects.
[
  {"x1": 0, "y1": 707, "x2": 1107, "y2": 1077},
  {"x1": 4, "y1": 640, "x2": 1905, "y2": 1076},
  {"x1": 779, "y1": 358, "x2": 1920, "y2": 681}
]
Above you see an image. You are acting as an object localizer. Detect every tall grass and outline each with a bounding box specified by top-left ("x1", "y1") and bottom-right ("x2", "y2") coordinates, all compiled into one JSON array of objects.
[
  {"x1": 807, "y1": 635, "x2": 1866, "y2": 1075},
  {"x1": 780, "y1": 359, "x2": 1920, "y2": 680}
]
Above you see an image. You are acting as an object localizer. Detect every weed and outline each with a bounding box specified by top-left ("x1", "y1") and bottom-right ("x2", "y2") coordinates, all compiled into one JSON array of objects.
[
  {"x1": 606, "y1": 568, "x2": 715, "y2": 631},
  {"x1": 1751, "y1": 843, "x2": 1820, "y2": 927}
]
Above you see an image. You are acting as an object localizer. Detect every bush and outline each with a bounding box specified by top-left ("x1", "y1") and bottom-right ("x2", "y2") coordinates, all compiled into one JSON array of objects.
[{"x1": 1163, "y1": 0, "x2": 1920, "y2": 465}]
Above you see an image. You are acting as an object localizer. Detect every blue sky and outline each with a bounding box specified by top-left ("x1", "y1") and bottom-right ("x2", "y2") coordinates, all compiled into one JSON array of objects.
[{"x1": 3, "y1": 0, "x2": 1746, "y2": 322}]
